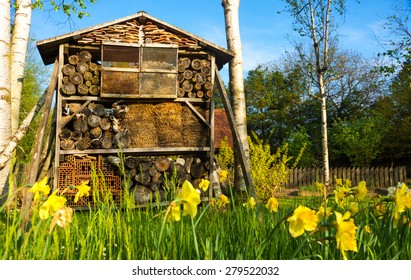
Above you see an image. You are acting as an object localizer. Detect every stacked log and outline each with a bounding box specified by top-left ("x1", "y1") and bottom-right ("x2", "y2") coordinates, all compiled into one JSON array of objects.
[
  {"x1": 103, "y1": 155, "x2": 210, "y2": 204},
  {"x1": 61, "y1": 50, "x2": 101, "y2": 96},
  {"x1": 177, "y1": 56, "x2": 213, "y2": 99},
  {"x1": 77, "y1": 20, "x2": 199, "y2": 49},
  {"x1": 60, "y1": 102, "x2": 129, "y2": 150}
]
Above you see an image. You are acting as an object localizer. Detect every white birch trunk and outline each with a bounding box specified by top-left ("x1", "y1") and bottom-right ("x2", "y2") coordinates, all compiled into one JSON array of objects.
[
  {"x1": 222, "y1": 0, "x2": 250, "y2": 192},
  {"x1": 11, "y1": 0, "x2": 32, "y2": 134},
  {"x1": 0, "y1": 0, "x2": 12, "y2": 196},
  {"x1": 319, "y1": 78, "x2": 330, "y2": 190}
]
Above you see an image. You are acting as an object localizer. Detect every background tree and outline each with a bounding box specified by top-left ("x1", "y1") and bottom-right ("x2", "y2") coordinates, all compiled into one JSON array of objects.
[
  {"x1": 245, "y1": 63, "x2": 306, "y2": 149},
  {"x1": 330, "y1": 115, "x2": 389, "y2": 167},
  {"x1": 1, "y1": 0, "x2": 97, "y2": 196},
  {"x1": 373, "y1": 61, "x2": 411, "y2": 166},
  {"x1": 282, "y1": 0, "x2": 349, "y2": 189},
  {"x1": 222, "y1": 0, "x2": 251, "y2": 192}
]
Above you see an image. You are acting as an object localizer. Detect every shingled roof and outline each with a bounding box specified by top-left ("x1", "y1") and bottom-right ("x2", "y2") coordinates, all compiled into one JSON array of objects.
[{"x1": 37, "y1": 11, "x2": 234, "y2": 68}]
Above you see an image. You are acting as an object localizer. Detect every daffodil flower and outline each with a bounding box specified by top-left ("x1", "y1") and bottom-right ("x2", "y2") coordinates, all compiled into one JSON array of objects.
[
  {"x1": 28, "y1": 176, "x2": 50, "y2": 202},
  {"x1": 266, "y1": 197, "x2": 279, "y2": 213},
  {"x1": 354, "y1": 181, "x2": 368, "y2": 200},
  {"x1": 74, "y1": 180, "x2": 91, "y2": 203},
  {"x1": 349, "y1": 202, "x2": 359, "y2": 214},
  {"x1": 334, "y1": 211, "x2": 358, "y2": 260},
  {"x1": 39, "y1": 190, "x2": 67, "y2": 220},
  {"x1": 168, "y1": 202, "x2": 181, "y2": 222},
  {"x1": 49, "y1": 206, "x2": 73, "y2": 233},
  {"x1": 243, "y1": 197, "x2": 256, "y2": 209},
  {"x1": 174, "y1": 180, "x2": 201, "y2": 218},
  {"x1": 394, "y1": 183, "x2": 411, "y2": 227},
  {"x1": 218, "y1": 170, "x2": 229, "y2": 182},
  {"x1": 334, "y1": 185, "x2": 351, "y2": 207},
  {"x1": 198, "y1": 179, "x2": 210, "y2": 192},
  {"x1": 363, "y1": 225, "x2": 372, "y2": 234},
  {"x1": 316, "y1": 205, "x2": 332, "y2": 221},
  {"x1": 216, "y1": 194, "x2": 230, "y2": 208},
  {"x1": 287, "y1": 205, "x2": 318, "y2": 238}
]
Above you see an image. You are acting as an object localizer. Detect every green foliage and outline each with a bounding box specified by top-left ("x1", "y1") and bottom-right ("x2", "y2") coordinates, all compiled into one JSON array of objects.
[
  {"x1": 373, "y1": 61, "x2": 411, "y2": 165},
  {"x1": 16, "y1": 41, "x2": 48, "y2": 163},
  {"x1": 284, "y1": 128, "x2": 316, "y2": 167},
  {"x1": 32, "y1": 0, "x2": 96, "y2": 19},
  {"x1": 216, "y1": 136, "x2": 234, "y2": 171},
  {"x1": 245, "y1": 63, "x2": 306, "y2": 148},
  {"x1": 248, "y1": 132, "x2": 296, "y2": 200},
  {"x1": 331, "y1": 116, "x2": 389, "y2": 167}
]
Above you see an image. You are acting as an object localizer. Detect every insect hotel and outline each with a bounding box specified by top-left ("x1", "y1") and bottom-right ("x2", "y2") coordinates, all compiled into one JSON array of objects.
[{"x1": 36, "y1": 11, "x2": 237, "y2": 207}]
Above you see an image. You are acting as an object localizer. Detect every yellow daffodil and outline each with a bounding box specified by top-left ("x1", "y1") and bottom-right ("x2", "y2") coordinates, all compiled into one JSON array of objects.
[
  {"x1": 287, "y1": 205, "x2": 318, "y2": 238},
  {"x1": 243, "y1": 197, "x2": 256, "y2": 209},
  {"x1": 28, "y1": 176, "x2": 50, "y2": 201},
  {"x1": 316, "y1": 205, "x2": 332, "y2": 221},
  {"x1": 218, "y1": 170, "x2": 229, "y2": 182},
  {"x1": 336, "y1": 178, "x2": 343, "y2": 186},
  {"x1": 334, "y1": 211, "x2": 358, "y2": 260},
  {"x1": 198, "y1": 179, "x2": 210, "y2": 192},
  {"x1": 393, "y1": 183, "x2": 411, "y2": 227},
  {"x1": 354, "y1": 181, "x2": 368, "y2": 200},
  {"x1": 349, "y1": 202, "x2": 359, "y2": 214},
  {"x1": 315, "y1": 182, "x2": 326, "y2": 197},
  {"x1": 209, "y1": 197, "x2": 216, "y2": 206},
  {"x1": 49, "y1": 206, "x2": 73, "y2": 233},
  {"x1": 334, "y1": 185, "x2": 351, "y2": 207},
  {"x1": 74, "y1": 180, "x2": 91, "y2": 203},
  {"x1": 39, "y1": 191, "x2": 67, "y2": 220},
  {"x1": 266, "y1": 197, "x2": 279, "y2": 213},
  {"x1": 375, "y1": 203, "x2": 386, "y2": 217},
  {"x1": 175, "y1": 180, "x2": 201, "y2": 218},
  {"x1": 363, "y1": 225, "x2": 372, "y2": 234},
  {"x1": 168, "y1": 202, "x2": 181, "y2": 222},
  {"x1": 216, "y1": 194, "x2": 230, "y2": 208}
]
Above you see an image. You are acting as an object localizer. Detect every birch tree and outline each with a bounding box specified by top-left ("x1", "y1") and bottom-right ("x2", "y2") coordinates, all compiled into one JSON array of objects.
[
  {"x1": 11, "y1": 0, "x2": 32, "y2": 134},
  {"x1": 0, "y1": 0, "x2": 12, "y2": 196},
  {"x1": 282, "y1": 0, "x2": 347, "y2": 190},
  {"x1": 0, "y1": 0, "x2": 96, "y2": 197},
  {"x1": 222, "y1": 0, "x2": 250, "y2": 192}
]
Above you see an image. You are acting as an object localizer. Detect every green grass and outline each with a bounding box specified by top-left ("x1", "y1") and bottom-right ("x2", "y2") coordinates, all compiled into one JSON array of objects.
[{"x1": 1, "y1": 185, "x2": 410, "y2": 260}]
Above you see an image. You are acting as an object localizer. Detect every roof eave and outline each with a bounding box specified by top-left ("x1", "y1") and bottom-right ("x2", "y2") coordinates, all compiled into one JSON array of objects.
[{"x1": 36, "y1": 11, "x2": 234, "y2": 68}]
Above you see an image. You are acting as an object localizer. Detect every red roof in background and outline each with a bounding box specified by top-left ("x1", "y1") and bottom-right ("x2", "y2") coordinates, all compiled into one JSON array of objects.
[{"x1": 213, "y1": 109, "x2": 233, "y2": 149}]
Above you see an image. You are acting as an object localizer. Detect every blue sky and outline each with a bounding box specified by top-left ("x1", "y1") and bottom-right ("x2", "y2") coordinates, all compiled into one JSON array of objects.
[{"x1": 31, "y1": 0, "x2": 396, "y2": 80}]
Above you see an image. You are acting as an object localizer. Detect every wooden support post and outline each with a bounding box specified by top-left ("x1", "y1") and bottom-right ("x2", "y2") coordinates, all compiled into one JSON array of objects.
[
  {"x1": 214, "y1": 68, "x2": 255, "y2": 199},
  {"x1": 20, "y1": 57, "x2": 59, "y2": 229}
]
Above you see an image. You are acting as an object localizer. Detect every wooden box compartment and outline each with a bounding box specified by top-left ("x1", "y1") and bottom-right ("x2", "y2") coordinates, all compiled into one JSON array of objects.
[{"x1": 100, "y1": 42, "x2": 178, "y2": 98}]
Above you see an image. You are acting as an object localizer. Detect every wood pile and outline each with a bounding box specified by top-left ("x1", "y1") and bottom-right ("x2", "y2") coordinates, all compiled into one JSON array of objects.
[
  {"x1": 61, "y1": 50, "x2": 101, "y2": 96},
  {"x1": 60, "y1": 101, "x2": 130, "y2": 150},
  {"x1": 77, "y1": 20, "x2": 199, "y2": 49},
  {"x1": 105, "y1": 155, "x2": 210, "y2": 204},
  {"x1": 177, "y1": 56, "x2": 213, "y2": 99}
]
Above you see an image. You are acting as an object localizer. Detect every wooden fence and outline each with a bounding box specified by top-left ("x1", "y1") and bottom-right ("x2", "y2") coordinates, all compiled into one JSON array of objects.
[{"x1": 283, "y1": 166, "x2": 407, "y2": 189}]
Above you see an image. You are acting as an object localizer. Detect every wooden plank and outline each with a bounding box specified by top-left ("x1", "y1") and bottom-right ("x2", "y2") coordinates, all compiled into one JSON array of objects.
[
  {"x1": 60, "y1": 100, "x2": 91, "y2": 128},
  {"x1": 60, "y1": 147, "x2": 211, "y2": 156},
  {"x1": 183, "y1": 100, "x2": 210, "y2": 128},
  {"x1": 209, "y1": 95, "x2": 215, "y2": 198},
  {"x1": 214, "y1": 68, "x2": 255, "y2": 199}
]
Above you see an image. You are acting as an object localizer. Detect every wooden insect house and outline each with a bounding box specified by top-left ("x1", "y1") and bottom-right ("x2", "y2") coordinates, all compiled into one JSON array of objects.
[{"x1": 36, "y1": 11, "x2": 235, "y2": 207}]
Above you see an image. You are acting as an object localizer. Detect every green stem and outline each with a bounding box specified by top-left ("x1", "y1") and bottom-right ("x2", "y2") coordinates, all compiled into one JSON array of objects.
[
  {"x1": 155, "y1": 207, "x2": 169, "y2": 260},
  {"x1": 191, "y1": 216, "x2": 200, "y2": 259}
]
